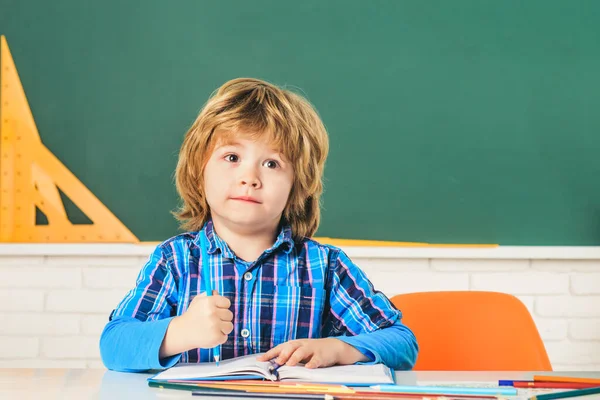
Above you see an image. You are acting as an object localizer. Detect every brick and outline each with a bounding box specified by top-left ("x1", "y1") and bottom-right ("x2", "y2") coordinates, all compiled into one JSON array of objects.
[
  {"x1": 370, "y1": 272, "x2": 469, "y2": 298},
  {"x1": 545, "y1": 341, "x2": 600, "y2": 366},
  {"x1": 532, "y1": 260, "x2": 600, "y2": 272},
  {"x1": 470, "y1": 272, "x2": 568, "y2": 294},
  {"x1": 0, "y1": 337, "x2": 39, "y2": 358},
  {"x1": 138, "y1": 254, "x2": 155, "y2": 264},
  {"x1": 83, "y1": 267, "x2": 140, "y2": 289},
  {"x1": 0, "y1": 313, "x2": 80, "y2": 335},
  {"x1": 514, "y1": 295, "x2": 535, "y2": 314},
  {"x1": 46, "y1": 289, "x2": 126, "y2": 313},
  {"x1": 431, "y1": 259, "x2": 528, "y2": 271},
  {"x1": 81, "y1": 314, "x2": 110, "y2": 335},
  {"x1": 46, "y1": 256, "x2": 143, "y2": 267},
  {"x1": 552, "y1": 364, "x2": 600, "y2": 371},
  {"x1": 0, "y1": 256, "x2": 44, "y2": 265},
  {"x1": 358, "y1": 258, "x2": 429, "y2": 273},
  {"x1": 571, "y1": 261, "x2": 600, "y2": 272},
  {"x1": 536, "y1": 296, "x2": 600, "y2": 317},
  {"x1": 570, "y1": 319, "x2": 600, "y2": 340},
  {"x1": 0, "y1": 359, "x2": 87, "y2": 368},
  {"x1": 533, "y1": 317, "x2": 568, "y2": 341},
  {"x1": 0, "y1": 266, "x2": 81, "y2": 288},
  {"x1": 41, "y1": 336, "x2": 100, "y2": 359},
  {"x1": 0, "y1": 289, "x2": 44, "y2": 312},
  {"x1": 571, "y1": 274, "x2": 600, "y2": 294}
]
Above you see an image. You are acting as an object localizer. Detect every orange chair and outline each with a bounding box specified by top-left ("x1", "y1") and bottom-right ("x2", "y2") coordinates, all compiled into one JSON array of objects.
[{"x1": 391, "y1": 291, "x2": 552, "y2": 371}]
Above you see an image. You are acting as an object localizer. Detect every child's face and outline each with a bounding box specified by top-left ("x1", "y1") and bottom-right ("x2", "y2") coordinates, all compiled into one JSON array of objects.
[{"x1": 203, "y1": 132, "x2": 294, "y2": 234}]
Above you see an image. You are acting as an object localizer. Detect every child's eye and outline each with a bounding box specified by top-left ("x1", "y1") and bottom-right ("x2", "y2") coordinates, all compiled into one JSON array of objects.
[
  {"x1": 263, "y1": 160, "x2": 280, "y2": 169},
  {"x1": 224, "y1": 154, "x2": 239, "y2": 162}
]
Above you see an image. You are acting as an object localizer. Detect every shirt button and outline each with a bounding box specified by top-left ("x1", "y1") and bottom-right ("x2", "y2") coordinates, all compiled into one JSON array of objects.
[
  {"x1": 241, "y1": 328, "x2": 250, "y2": 338},
  {"x1": 244, "y1": 272, "x2": 253, "y2": 281}
]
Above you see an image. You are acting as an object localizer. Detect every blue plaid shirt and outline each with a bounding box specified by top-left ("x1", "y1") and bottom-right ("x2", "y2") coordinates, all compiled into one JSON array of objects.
[{"x1": 100, "y1": 221, "x2": 418, "y2": 371}]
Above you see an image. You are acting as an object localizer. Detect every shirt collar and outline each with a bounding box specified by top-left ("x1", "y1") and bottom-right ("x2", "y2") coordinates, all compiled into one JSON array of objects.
[
  {"x1": 196, "y1": 219, "x2": 295, "y2": 259},
  {"x1": 270, "y1": 224, "x2": 295, "y2": 255}
]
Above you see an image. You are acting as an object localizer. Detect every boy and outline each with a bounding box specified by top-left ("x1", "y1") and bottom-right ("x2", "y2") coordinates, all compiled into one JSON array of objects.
[{"x1": 100, "y1": 78, "x2": 418, "y2": 372}]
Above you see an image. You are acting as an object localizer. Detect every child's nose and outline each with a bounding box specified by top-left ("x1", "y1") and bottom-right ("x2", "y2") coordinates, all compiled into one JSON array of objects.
[
  {"x1": 239, "y1": 167, "x2": 261, "y2": 188},
  {"x1": 241, "y1": 177, "x2": 260, "y2": 188}
]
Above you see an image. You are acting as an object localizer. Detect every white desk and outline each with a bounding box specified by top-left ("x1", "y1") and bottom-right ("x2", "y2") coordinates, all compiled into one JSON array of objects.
[{"x1": 0, "y1": 369, "x2": 599, "y2": 400}]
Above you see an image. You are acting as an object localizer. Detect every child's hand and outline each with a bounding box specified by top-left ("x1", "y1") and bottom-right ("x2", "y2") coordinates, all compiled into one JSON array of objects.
[
  {"x1": 257, "y1": 338, "x2": 368, "y2": 369},
  {"x1": 177, "y1": 291, "x2": 234, "y2": 349}
]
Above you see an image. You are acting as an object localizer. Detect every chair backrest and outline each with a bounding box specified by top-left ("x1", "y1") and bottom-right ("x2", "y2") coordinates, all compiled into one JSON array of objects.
[{"x1": 391, "y1": 291, "x2": 552, "y2": 371}]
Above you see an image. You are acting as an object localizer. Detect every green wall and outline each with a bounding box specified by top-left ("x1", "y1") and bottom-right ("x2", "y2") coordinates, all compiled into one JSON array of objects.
[{"x1": 1, "y1": 1, "x2": 600, "y2": 245}]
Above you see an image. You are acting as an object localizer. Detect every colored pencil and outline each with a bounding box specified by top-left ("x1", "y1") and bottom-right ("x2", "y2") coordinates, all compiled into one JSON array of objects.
[
  {"x1": 329, "y1": 394, "x2": 494, "y2": 400},
  {"x1": 153, "y1": 379, "x2": 354, "y2": 394},
  {"x1": 513, "y1": 381, "x2": 600, "y2": 389},
  {"x1": 190, "y1": 390, "x2": 494, "y2": 400},
  {"x1": 149, "y1": 380, "x2": 220, "y2": 392},
  {"x1": 192, "y1": 390, "x2": 333, "y2": 399},
  {"x1": 150, "y1": 381, "x2": 499, "y2": 399},
  {"x1": 499, "y1": 380, "x2": 524, "y2": 386},
  {"x1": 351, "y1": 391, "x2": 496, "y2": 400},
  {"x1": 533, "y1": 375, "x2": 600, "y2": 385},
  {"x1": 200, "y1": 232, "x2": 220, "y2": 366},
  {"x1": 371, "y1": 385, "x2": 517, "y2": 396},
  {"x1": 151, "y1": 381, "x2": 492, "y2": 400},
  {"x1": 530, "y1": 386, "x2": 600, "y2": 400}
]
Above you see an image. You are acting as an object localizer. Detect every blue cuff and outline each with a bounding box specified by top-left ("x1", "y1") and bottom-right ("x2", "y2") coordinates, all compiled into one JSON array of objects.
[
  {"x1": 100, "y1": 316, "x2": 182, "y2": 372},
  {"x1": 330, "y1": 320, "x2": 418, "y2": 370}
]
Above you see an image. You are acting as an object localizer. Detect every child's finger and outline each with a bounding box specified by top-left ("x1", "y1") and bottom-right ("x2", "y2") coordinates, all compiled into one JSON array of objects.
[
  {"x1": 276, "y1": 342, "x2": 302, "y2": 365},
  {"x1": 217, "y1": 308, "x2": 233, "y2": 321},
  {"x1": 220, "y1": 321, "x2": 234, "y2": 335},
  {"x1": 283, "y1": 345, "x2": 309, "y2": 366},
  {"x1": 305, "y1": 354, "x2": 321, "y2": 369},
  {"x1": 257, "y1": 344, "x2": 283, "y2": 361},
  {"x1": 212, "y1": 295, "x2": 231, "y2": 309}
]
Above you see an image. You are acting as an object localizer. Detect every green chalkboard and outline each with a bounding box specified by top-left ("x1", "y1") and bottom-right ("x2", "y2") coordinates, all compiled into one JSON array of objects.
[{"x1": 1, "y1": 1, "x2": 600, "y2": 245}]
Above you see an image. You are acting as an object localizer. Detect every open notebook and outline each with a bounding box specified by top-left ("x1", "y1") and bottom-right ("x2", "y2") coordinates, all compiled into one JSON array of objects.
[{"x1": 150, "y1": 353, "x2": 395, "y2": 386}]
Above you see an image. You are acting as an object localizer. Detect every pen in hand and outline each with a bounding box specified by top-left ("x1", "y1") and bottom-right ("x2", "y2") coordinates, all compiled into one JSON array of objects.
[{"x1": 200, "y1": 233, "x2": 220, "y2": 366}]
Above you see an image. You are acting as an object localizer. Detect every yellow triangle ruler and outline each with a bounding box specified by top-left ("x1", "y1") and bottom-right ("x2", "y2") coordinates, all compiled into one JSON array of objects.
[{"x1": 0, "y1": 36, "x2": 138, "y2": 242}]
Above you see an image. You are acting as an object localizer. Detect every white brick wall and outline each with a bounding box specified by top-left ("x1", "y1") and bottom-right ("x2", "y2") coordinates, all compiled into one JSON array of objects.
[
  {"x1": 0, "y1": 245, "x2": 599, "y2": 371},
  {"x1": 0, "y1": 250, "x2": 140, "y2": 368}
]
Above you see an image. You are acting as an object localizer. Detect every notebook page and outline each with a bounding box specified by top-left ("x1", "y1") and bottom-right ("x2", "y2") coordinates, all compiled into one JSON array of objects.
[
  {"x1": 277, "y1": 363, "x2": 394, "y2": 384},
  {"x1": 152, "y1": 353, "x2": 272, "y2": 381}
]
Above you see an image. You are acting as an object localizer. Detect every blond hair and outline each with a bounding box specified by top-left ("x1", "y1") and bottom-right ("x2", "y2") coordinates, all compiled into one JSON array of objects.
[{"x1": 174, "y1": 78, "x2": 329, "y2": 241}]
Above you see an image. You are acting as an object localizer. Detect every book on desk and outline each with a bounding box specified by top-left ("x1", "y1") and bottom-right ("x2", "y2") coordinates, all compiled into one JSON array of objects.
[{"x1": 148, "y1": 353, "x2": 395, "y2": 387}]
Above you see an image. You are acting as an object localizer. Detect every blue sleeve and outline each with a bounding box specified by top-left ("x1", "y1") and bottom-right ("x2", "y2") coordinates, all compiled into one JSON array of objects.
[
  {"x1": 324, "y1": 249, "x2": 418, "y2": 370},
  {"x1": 325, "y1": 250, "x2": 403, "y2": 335},
  {"x1": 335, "y1": 319, "x2": 418, "y2": 370},
  {"x1": 99, "y1": 245, "x2": 181, "y2": 372},
  {"x1": 100, "y1": 316, "x2": 181, "y2": 372}
]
